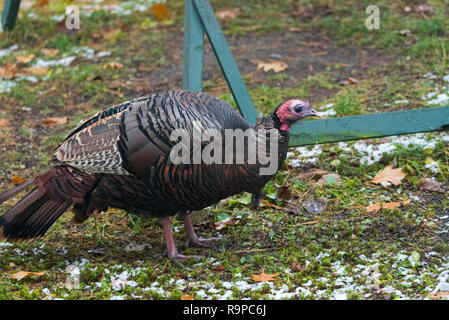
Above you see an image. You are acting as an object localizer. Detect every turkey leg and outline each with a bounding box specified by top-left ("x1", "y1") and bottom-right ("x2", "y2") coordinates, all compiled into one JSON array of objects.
[
  {"x1": 184, "y1": 214, "x2": 223, "y2": 248},
  {"x1": 161, "y1": 217, "x2": 200, "y2": 261}
]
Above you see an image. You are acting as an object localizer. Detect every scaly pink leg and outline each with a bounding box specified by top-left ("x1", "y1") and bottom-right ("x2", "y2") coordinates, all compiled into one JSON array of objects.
[
  {"x1": 184, "y1": 215, "x2": 223, "y2": 248},
  {"x1": 161, "y1": 217, "x2": 200, "y2": 261}
]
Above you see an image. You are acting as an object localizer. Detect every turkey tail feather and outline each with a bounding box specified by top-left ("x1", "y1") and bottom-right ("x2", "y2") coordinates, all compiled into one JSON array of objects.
[
  {"x1": 0, "y1": 166, "x2": 97, "y2": 241},
  {"x1": 0, "y1": 188, "x2": 71, "y2": 240}
]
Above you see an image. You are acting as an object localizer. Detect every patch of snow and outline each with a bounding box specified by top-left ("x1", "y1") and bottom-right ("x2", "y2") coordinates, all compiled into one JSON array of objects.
[
  {"x1": 34, "y1": 56, "x2": 76, "y2": 67},
  {"x1": 0, "y1": 44, "x2": 18, "y2": 57}
]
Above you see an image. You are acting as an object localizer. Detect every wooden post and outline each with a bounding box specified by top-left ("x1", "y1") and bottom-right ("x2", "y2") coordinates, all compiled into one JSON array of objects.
[
  {"x1": 1, "y1": 0, "x2": 21, "y2": 31},
  {"x1": 289, "y1": 106, "x2": 449, "y2": 146},
  {"x1": 182, "y1": 0, "x2": 204, "y2": 92},
  {"x1": 189, "y1": 0, "x2": 258, "y2": 125}
]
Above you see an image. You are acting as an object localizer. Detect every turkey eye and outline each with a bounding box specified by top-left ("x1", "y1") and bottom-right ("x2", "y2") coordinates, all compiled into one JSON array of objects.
[{"x1": 293, "y1": 105, "x2": 304, "y2": 113}]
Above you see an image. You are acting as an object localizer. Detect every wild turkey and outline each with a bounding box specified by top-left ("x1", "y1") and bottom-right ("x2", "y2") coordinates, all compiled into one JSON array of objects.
[{"x1": 0, "y1": 90, "x2": 317, "y2": 260}]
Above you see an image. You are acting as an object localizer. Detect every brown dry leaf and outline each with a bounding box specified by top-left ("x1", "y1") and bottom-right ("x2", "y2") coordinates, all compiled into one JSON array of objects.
[
  {"x1": 32, "y1": 0, "x2": 49, "y2": 8},
  {"x1": 11, "y1": 175, "x2": 26, "y2": 185},
  {"x1": 42, "y1": 117, "x2": 67, "y2": 126},
  {"x1": 151, "y1": 3, "x2": 172, "y2": 21},
  {"x1": 419, "y1": 178, "x2": 444, "y2": 193},
  {"x1": 103, "y1": 62, "x2": 124, "y2": 70},
  {"x1": 347, "y1": 77, "x2": 359, "y2": 84},
  {"x1": 180, "y1": 293, "x2": 194, "y2": 300},
  {"x1": 41, "y1": 48, "x2": 59, "y2": 57},
  {"x1": 214, "y1": 216, "x2": 235, "y2": 230},
  {"x1": 291, "y1": 260, "x2": 306, "y2": 272},
  {"x1": 303, "y1": 198, "x2": 328, "y2": 215},
  {"x1": 0, "y1": 63, "x2": 17, "y2": 79},
  {"x1": 317, "y1": 174, "x2": 342, "y2": 186},
  {"x1": 10, "y1": 270, "x2": 46, "y2": 281},
  {"x1": 22, "y1": 66, "x2": 48, "y2": 76},
  {"x1": 371, "y1": 164, "x2": 406, "y2": 187},
  {"x1": 0, "y1": 119, "x2": 10, "y2": 127},
  {"x1": 415, "y1": 4, "x2": 433, "y2": 13},
  {"x1": 216, "y1": 9, "x2": 239, "y2": 20},
  {"x1": 366, "y1": 199, "x2": 411, "y2": 214},
  {"x1": 102, "y1": 28, "x2": 122, "y2": 40},
  {"x1": 256, "y1": 61, "x2": 288, "y2": 73},
  {"x1": 251, "y1": 271, "x2": 280, "y2": 282},
  {"x1": 427, "y1": 291, "x2": 449, "y2": 299},
  {"x1": 297, "y1": 169, "x2": 328, "y2": 180},
  {"x1": 16, "y1": 54, "x2": 35, "y2": 64},
  {"x1": 276, "y1": 185, "x2": 292, "y2": 201}
]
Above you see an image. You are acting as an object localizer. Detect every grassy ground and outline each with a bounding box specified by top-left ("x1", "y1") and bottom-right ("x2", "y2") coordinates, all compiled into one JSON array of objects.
[{"x1": 1, "y1": 0, "x2": 449, "y2": 300}]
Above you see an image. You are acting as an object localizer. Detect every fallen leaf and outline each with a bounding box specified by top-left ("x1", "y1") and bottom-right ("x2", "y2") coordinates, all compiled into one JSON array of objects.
[
  {"x1": 366, "y1": 199, "x2": 411, "y2": 213},
  {"x1": 302, "y1": 198, "x2": 328, "y2": 215},
  {"x1": 42, "y1": 117, "x2": 67, "y2": 126},
  {"x1": 16, "y1": 54, "x2": 35, "y2": 64},
  {"x1": 396, "y1": 29, "x2": 412, "y2": 36},
  {"x1": 427, "y1": 291, "x2": 449, "y2": 299},
  {"x1": 11, "y1": 175, "x2": 26, "y2": 184},
  {"x1": 41, "y1": 48, "x2": 59, "y2": 57},
  {"x1": 214, "y1": 216, "x2": 235, "y2": 230},
  {"x1": 256, "y1": 61, "x2": 288, "y2": 73},
  {"x1": 216, "y1": 9, "x2": 239, "y2": 20},
  {"x1": 291, "y1": 260, "x2": 306, "y2": 272},
  {"x1": 102, "y1": 28, "x2": 122, "y2": 40},
  {"x1": 251, "y1": 270, "x2": 280, "y2": 282},
  {"x1": 0, "y1": 119, "x2": 10, "y2": 127},
  {"x1": 0, "y1": 63, "x2": 17, "y2": 79},
  {"x1": 419, "y1": 178, "x2": 444, "y2": 193},
  {"x1": 403, "y1": 6, "x2": 412, "y2": 12},
  {"x1": 317, "y1": 174, "x2": 341, "y2": 186},
  {"x1": 151, "y1": 3, "x2": 172, "y2": 21},
  {"x1": 103, "y1": 62, "x2": 124, "y2": 70},
  {"x1": 415, "y1": 4, "x2": 433, "y2": 13},
  {"x1": 180, "y1": 293, "x2": 194, "y2": 300},
  {"x1": 21, "y1": 66, "x2": 48, "y2": 76},
  {"x1": 276, "y1": 185, "x2": 292, "y2": 201},
  {"x1": 10, "y1": 270, "x2": 46, "y2": 281},
  {"x1": 86, "y1": 75, "x2": 104, "y2": 82},
  {"x1": 346, "y1": 77, "x2": 359, "y2": 84},
  {"x1": 296, "y1": 169, "x2": 328, "y2": 180},
  {"x1": 371, "y1": 164, "x2": 406, "y2": 187},
  {"x1": 212, "y1": 265, "x2": 224, "y2": 273},
  {"x1": 32, "y1": 0, "x2": 49, "y2": 8}
]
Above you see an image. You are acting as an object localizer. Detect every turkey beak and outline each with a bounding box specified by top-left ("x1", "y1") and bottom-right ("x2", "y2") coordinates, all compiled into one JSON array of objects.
[{"x1": 304, "y1": 108, "x2": 319, "y2": 118}]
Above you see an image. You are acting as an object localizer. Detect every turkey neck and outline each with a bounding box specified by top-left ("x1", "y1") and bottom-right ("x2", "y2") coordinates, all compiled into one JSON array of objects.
[{"x1": 256, "y1": 109, "x2": 290, "y2": 171}]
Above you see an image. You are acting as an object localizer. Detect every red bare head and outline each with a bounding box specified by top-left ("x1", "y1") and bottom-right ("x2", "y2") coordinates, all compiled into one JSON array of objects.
[{"x1": 276, "y1": 99, "x2": 317, "y2": 132}]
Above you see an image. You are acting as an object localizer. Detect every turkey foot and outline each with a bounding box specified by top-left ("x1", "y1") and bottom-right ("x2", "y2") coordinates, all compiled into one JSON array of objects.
[
  {"x1": 184, "y1": 215, "x2": 223, "y2": 248},
  {"x1": 161, "y1": 217, "x2": 201, "y2": 262}
]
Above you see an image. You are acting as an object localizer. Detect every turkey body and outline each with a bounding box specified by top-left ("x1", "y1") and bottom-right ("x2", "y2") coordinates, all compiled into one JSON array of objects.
[
  {"x1": 0, "y1": 90, "x2": 294, "y2": 258},
  {"x1": 55, "y1": 90, "x2": 275, "y2": 222}
]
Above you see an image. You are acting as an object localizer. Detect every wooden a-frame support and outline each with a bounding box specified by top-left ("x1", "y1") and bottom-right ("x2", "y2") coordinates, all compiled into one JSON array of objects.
[
  {"x1": 3, "y1": 0, "x2": 449, "y2": 146},
  {"x1": 183, "y1": 0, "x2": 449, "y2": 147}
]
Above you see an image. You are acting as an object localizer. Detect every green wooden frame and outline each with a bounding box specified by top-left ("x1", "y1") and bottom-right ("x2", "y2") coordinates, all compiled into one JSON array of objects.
[
  {"x1": 3, "y1": 0, "x2": 448, "y2": 144},
  {"x1": 182, "y1": 0, "x2": 449, "y2": 146},
  {"x1": 1, "y1": 0, "x2": 20, "y2": 31}
]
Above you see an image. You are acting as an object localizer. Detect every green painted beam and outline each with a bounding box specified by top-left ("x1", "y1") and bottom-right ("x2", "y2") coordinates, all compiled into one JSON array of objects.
[
  {"x1": 289, "y1": 106, "x2": 449, "y2": 147},
  {"x1": 182, "y1": 0, "x2": 204, "y2": 92},
  {"x1": 1, "y1": 0, "x2": 21, "y2": 31},
  {"x1": 193, "y1": 0, "x2": 258, "y2": 125}
]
